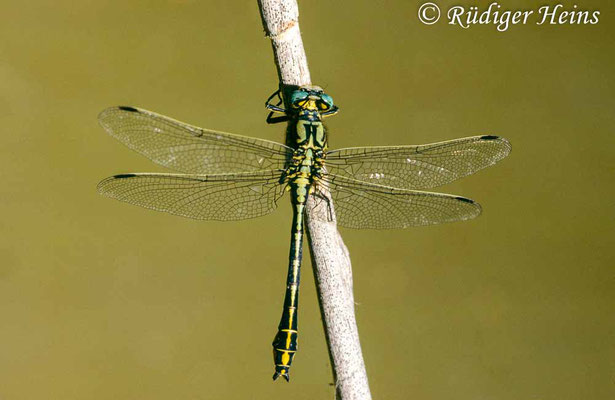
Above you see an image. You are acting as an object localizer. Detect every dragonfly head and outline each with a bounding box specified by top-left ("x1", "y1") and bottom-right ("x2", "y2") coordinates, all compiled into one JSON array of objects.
[{"x1": 289, "y1": 86, "x2": 339, "y2": 118}]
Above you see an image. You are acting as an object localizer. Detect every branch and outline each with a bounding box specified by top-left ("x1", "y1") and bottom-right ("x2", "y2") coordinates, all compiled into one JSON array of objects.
[{"x1": 257, "y1": 1, "x2": 372, "y2": 399}]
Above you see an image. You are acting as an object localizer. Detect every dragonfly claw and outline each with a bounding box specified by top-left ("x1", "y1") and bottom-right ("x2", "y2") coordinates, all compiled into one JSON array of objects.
[{"x1": 272, "y1": 368, "x2": 290, "y2": 382}]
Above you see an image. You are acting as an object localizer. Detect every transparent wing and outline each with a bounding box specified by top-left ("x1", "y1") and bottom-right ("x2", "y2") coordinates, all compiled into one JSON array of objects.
[
  {"x1": 325, "y1": 135, "x2": 511, "y2": 190},
  {"x1": 318, "y1": 174, "x2": 482, "y2": 229},
  {"x1": 99, "y1": 106, "x2": 293, "y2": 174},
  {"x1": 97, "y1": 170, "x2": 286, "y2": 221}
]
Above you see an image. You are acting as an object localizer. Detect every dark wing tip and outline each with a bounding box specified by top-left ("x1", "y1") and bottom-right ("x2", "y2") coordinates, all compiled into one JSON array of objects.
[
  {"x1": 455, "y1": 196, "x2": 475, "y2": 204},
  {"x1": 113, "y1": 173, "x2": 138, "y2": 179},
  {"x1": 118, "y1": 106, "x2": 139, "y2": 112},
  {"x1": 454, "y1": 196, "x2": 483, "y2": 220},
  {"x1": 480, "y1": 135, "x2": 512, "y2": 157},
  {"x1": 98, "y1": 105, "x2": 140, "y2": 121},
  {"x1": 97, "y1": 174, "x2": 137, "y2": 196},
  {"x1": 98, "y1": 106, "x2": 143, "y2": 132},
  {"x1": 480, "y1": 135, "x2": 500, "y2": 141}
]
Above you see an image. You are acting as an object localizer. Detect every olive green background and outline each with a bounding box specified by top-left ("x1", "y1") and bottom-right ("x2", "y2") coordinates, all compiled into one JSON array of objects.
[{"x1": 1, "y1": 1, "x2": 613, "y2": 399}]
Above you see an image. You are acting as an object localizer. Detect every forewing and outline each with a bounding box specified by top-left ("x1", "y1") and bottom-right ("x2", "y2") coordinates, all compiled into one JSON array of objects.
[
  {"x1": 97, "y1": 170, "x2": 285, "y2": 221},
  {"x1": 320, "y1": 174, "x2": 482, "y2": 229},
  {"x1": 99, "y1": 106, "x2": 292, "y2": 174},
  {"x1": 326, "y1": 135, "x2": 511, "y2": 190}
]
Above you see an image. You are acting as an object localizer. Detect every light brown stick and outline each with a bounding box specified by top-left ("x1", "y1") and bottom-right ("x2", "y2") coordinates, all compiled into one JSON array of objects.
[{"x1": 257, "y1": 1, "x2": 372, "y2": 399}]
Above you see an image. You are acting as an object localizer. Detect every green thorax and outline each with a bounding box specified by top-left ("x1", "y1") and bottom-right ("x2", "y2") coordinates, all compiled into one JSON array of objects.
[
  {"x1": 283, "y1": 86, "x2": 337, "y2": 185},
  {"x1": 285, "y1": 116, "x2": 326, "y2": 187}
]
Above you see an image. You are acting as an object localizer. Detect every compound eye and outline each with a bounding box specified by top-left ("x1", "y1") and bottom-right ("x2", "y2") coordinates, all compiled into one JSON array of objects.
[
  {"x1": 289, "y1": 90, "x2": 309, "y2": 108},
  {"x1": 320, "y1": 93, "x2": 334, "y2": 109}
]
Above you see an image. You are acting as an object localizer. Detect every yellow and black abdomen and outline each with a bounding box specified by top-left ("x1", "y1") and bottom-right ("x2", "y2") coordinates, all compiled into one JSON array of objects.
[
  {"x1": 271, "y1": 283, "x2": 299, "y2": 381},
  {"x1": 272, "y1": 196, "x2": 306, "y2": 381}
]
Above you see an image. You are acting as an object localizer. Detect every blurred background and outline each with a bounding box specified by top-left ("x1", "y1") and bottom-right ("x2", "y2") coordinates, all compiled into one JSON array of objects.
[{"x1": 1, "y1": 1, "x2": 613, "y2": 399}]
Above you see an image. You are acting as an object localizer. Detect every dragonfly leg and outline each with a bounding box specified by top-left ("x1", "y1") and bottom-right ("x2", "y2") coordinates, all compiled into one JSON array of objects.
[
  {"x1": 265, "y1": 88, "x2": 291, "y2": 124},
  {"x1": 265, "y1": 88, "x2": 283, "y2": 107},
  {"x1": 266, "y1": 112, "x2": 289, "y2": 124},
  {"x1": 309, "y1": 188, "x2": 335, "y2": 222}
]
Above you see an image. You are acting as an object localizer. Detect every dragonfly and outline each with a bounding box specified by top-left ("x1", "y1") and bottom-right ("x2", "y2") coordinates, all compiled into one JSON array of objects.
[{"x1": 97, "y1": 86, "x2": 511, "y2": 382}]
